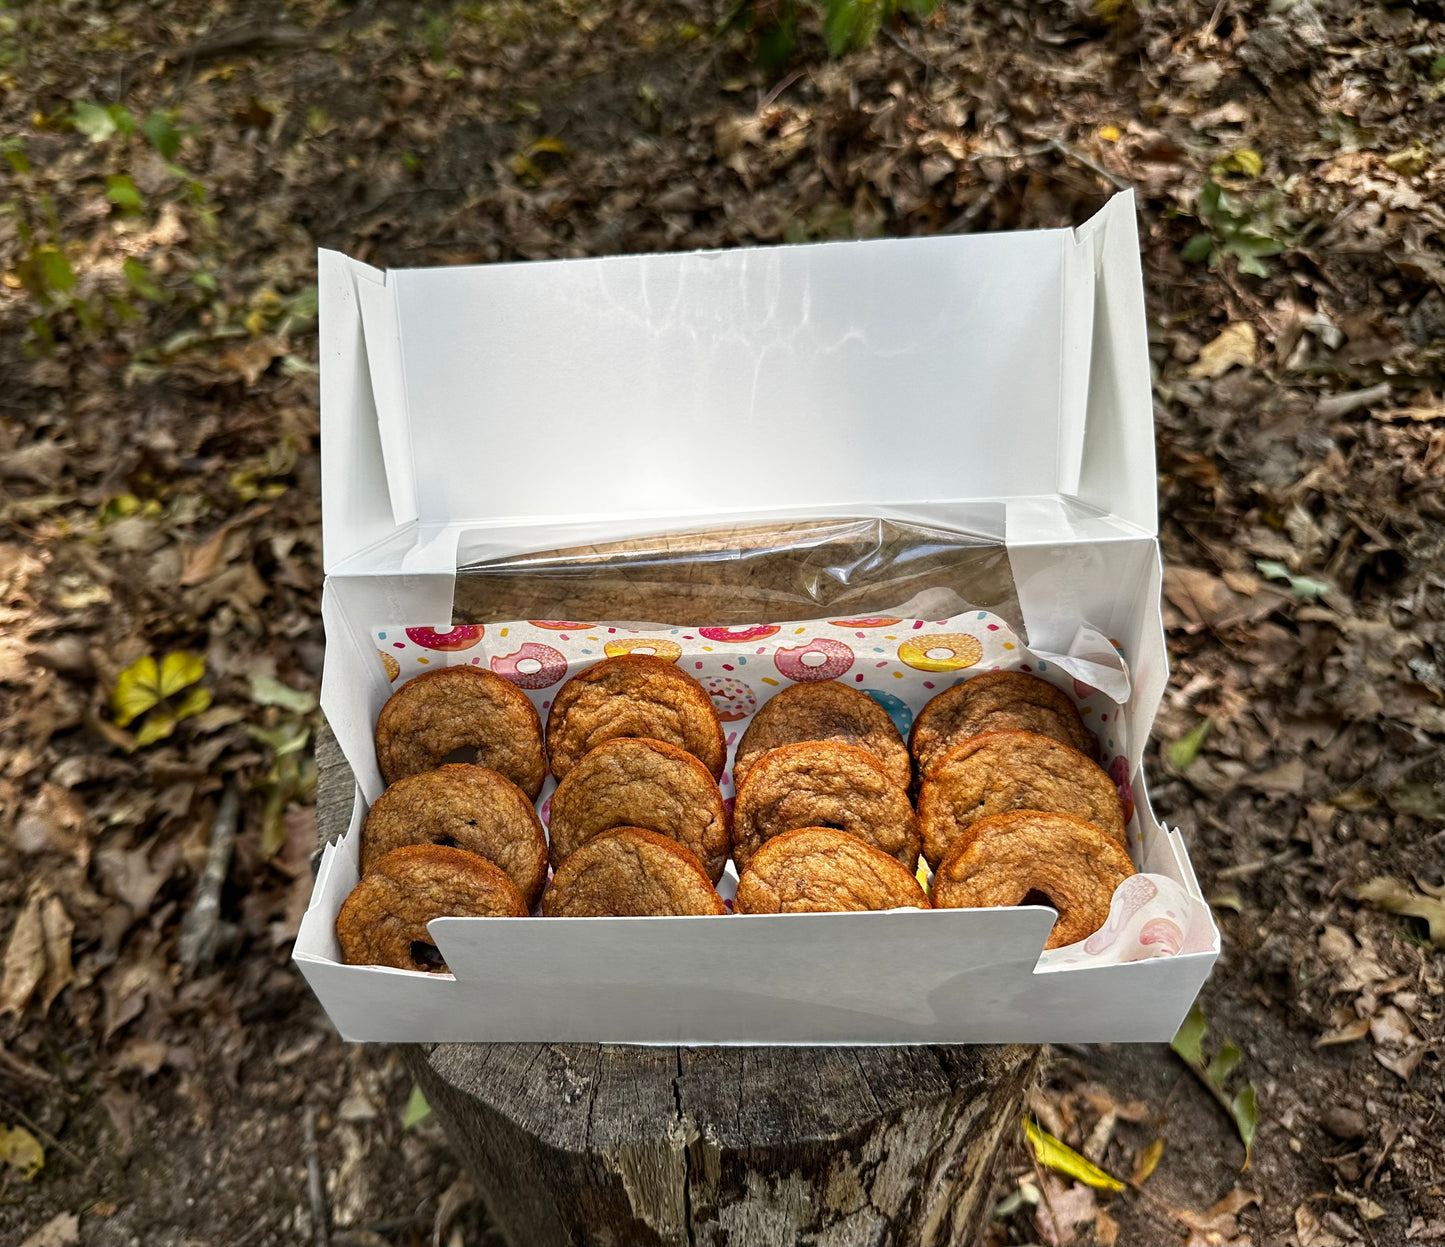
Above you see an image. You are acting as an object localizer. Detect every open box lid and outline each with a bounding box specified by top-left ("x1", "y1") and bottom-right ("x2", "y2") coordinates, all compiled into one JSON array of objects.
[{"x1": 318, "y1": 191, "x2": 1155, "y2": 575}]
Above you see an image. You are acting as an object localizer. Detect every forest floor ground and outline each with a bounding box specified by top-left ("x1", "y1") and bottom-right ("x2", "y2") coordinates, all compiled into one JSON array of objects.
[{"x1": 1, "y1": 1, "x2": 1443, "y2": 1244}]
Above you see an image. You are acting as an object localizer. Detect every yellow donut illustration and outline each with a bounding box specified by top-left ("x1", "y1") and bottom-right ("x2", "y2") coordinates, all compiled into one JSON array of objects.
[
  {"x1": 378, "y1": 650, "x2": 401, "y2": 682},
  {"x1": 603, "y1": 637, "x2": 683, "y2": 663},
  {"x1": 898, "y1": 633, "x2": 983, "y2": 672}
]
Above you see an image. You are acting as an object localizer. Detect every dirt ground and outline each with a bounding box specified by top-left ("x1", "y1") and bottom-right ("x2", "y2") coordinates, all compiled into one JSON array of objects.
[{"x1": 1, "y1": 1, "x2": 1443, "y2": 1244}]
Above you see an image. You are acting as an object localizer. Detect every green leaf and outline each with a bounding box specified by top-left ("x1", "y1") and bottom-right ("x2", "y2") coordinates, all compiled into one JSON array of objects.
[
  {"x1": 246, "y1": 721, "x2": 311, "y2": 757},
  {"x1": 1207, "y1": 1039, "x2": 1242, "y2": 1086},
  {"x1": 1170, "y1": 1002, "x2": 1207, "y2": 1067},
  {"x1": 1167, "y1": 719, "x2": 1212, "y2": 770},
  {"x1": 1, "y1": 138, "x2": 29, "y2": 175},
  {"x1": 37, "y1": 247, "x2": 75, "y2": 294},
  {"x1": 1385, "y1": 783, "x2": 1445, "y2": 824},
  {"x1": 72, "y1": 101, "x2": 116, "y2": 142},
  {"x1": 1181, "y1": 232, "x2": 1215, "y2": 263},
  {"x1": 248, "y1": 672, "x2": 317, "y2": 715},
  {"x1": 105, "y1": 174, "x2": 143, "y2": 211},
  {"x1": 110, "y1": 655, "x2": 162, "y2": 726},
  {"x1": 402, "y1": 1084, "x2": 432, "y2": 1129},
  {"x1": 141, "y1": 111, "x2": 182, "y2": 161},
  {"x1": 123, "y1": 258, "x2": 165, "y2": 301},
  {"x1": 1230, "y1": 1082, "x2": 1258, "y2": 1168},
  {"x1": 1255, "y1": 559, "x2": 1330, "y2": 599},
  {"x1": 1024, "y1": 1119, "x2": 1125, "y2": 1192}
]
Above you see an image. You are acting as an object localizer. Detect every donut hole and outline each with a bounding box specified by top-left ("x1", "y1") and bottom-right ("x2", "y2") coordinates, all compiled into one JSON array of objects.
[
  {"x1": 410, "y1": 940, "x2": 447, "y2": 971},
  {"x1": 1020, "y1": 889, "x2": 1058, "y2": 912},
  {"x1": 441, "y1": 745, "x2": 479, "y2": 765},
  {"x1": 516, "y1": 657, "x2": 543, "y2": 675},
  {"x1": 800, "y1": 651, "x2": 829, "y2": 668}
]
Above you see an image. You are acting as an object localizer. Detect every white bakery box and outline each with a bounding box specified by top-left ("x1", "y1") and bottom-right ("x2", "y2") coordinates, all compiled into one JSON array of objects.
[{"x1": 295, "y1": 191, "x2": 1220, "y2": 1044}]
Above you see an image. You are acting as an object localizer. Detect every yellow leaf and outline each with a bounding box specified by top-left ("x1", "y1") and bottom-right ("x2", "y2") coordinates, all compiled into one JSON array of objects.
[
  {"x1": 175, "y1": 685, "x2": 212, "y2": 720},
  {"x1": 1216, "y1": 148, "x2": 1263, "y2": 178},
  {"x1": 1025, "y1": 1119, "x2": 1125, "y2": 1192},
  {"x1": 1187, "y1": 322, "x2": 1257, "y2": 380},
  {"x1": 158, "y1": 650, "x2": 205, "y2": 698},
  {"x1": 0, "y1": 1123, "x2": 44, "y2": 1180},
  {"x1": 1131, "y1": 1137, "x2": 1165, "y2": 1185},
  {"x1": 109, "y1": 655, "x2": 161, "y2": 726},
  {"x1": 1099, "y1": 124, "x2": 1121, "y2": 143},
  {"x1": 133, "y1": 707, "x2": 177, "y2": 748},
  {"x1": 529, "y1": 136, "x2": 568, "y2": 156}
]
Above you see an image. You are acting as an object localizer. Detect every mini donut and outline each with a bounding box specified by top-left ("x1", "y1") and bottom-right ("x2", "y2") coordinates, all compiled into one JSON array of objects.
[
  {"x1": 336, "y1": 844, "x2": 528, "y2": 971},
  {"x1": 917, "y1": 731, "x2": 1126, "y2": 868},
  {"x1": 704, "y1": 674, "x2": 757, "y2": 722},
  {"x1": 910, "y1": 670, "x2": 1093, "y2": 779},
  {"x1": 733, "y1": 681, "x2": 910, "y2": 791},
  {"x1": 732, "y1": 741, "x2": 919, "y2": 872},
  {"x1": 698, "y1": 625, "x2": 781, "y2": 643},
  {"x1": 898, "y1": 632, "x2": 983, "y2": 673},
  {"x1": 378, "y1": 650, "x2": 401, "y2": 682},
  {"x1": 603, "y1": 636, "x2": 683, "y2": 663},
  {"x1": 374, "y1": 665, "x2": 547, "y2": 798},
  {"x1": 774, "y1": 638, "x2": 855, "y2": 682},
  {"x1": 405, "y1": 625, "x2": 484, "y2": 652},
  {"x1": 529, "y1": 620, "x2": 595, "y2": 630},
  {"x1": 547, "y1": 738, "x2": 730, "y2": 881},
  {"x1": 546, "y1": 655, "x2": 726, "y2": 781},
  {"x1": 541, "y1": 826, "x2": 727, "y2": 917},
  {"x1": 491, "y1": 642, "x2": 568, "y2": 689},
  {"x1": 931, "y1": 810, "x2": 1136, "y2": 949},
  {"x1": 828, "y1": 617, "x2": 903, "y2": 628},
  {"x1": 360, "y1": 764, "x2": 549, "y2": 907},
  {"x1": 734, "y1": 827, "x2": 931, "y2": 914}
]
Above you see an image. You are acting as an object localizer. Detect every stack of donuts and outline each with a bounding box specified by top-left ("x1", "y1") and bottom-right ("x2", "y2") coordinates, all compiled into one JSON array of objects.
[{"x1": 335, "y1": 655, "x2": 1136, "y2": 974}]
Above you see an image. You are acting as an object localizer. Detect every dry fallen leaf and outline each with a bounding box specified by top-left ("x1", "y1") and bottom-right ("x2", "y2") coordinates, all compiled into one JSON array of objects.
[
  {"x1": 1188, "y1": 322, "x2": 1257, "y2": 379},
  {"x1": 20, "y1": 1211, "x2": 79, "y2": 1247},
  {"x1": 0, "y1": 886, "x2": 47, "y2": 1018}
]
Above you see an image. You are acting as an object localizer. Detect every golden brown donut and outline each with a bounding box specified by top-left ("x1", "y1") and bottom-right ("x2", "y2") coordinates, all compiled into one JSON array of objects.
[
  {"x1": 360, "y1": 764, "x2": 549, "y2": 908},
  {"x1": 731, "y1": 741, "x2": 919, "y2": 873},
  {"x1": 541, "y1": 826, "x2": 727, "y2": 917},
  {"x1": 335, "y1": 844, "x2": 528, "y2": 971},
  {"x1": 917, "y1": 731, "x2": 1126, "y2": 867},
  {"x1": 732, "y1": 681, "x2": 911, "y2": 791},
  {"x1": 545, "y1": 656, "x2": 726, "y2": 782},
  {"x1": 733, "y1": 827, "x2": 931, "y2": 914},
  {"x1": 374, "y1": 666, "x2": 547, "y2": 798},
  {"x1": 910, "y1": 671, "x2": 1093, "y2": 778},
  {"x1": 546, "y1": 738, "x2": 729, "y2": 882},
  {"x1": 931, "y1": 810, "x2": 1135, "y2": 949}
]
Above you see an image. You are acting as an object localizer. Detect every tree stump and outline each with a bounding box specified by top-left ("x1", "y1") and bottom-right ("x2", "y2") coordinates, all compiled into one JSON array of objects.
[{"x1": 314, "y1": 727, "x2": 1040, "y2": 1247}]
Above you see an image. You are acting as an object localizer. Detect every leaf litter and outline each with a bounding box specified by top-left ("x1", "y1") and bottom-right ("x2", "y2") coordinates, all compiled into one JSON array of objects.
[{"x1": 2, "y1": 0, "x2": 1445, "y2": 1244}]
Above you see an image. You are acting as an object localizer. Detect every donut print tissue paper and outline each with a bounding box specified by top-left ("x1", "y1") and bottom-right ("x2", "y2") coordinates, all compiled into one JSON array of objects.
[{"x1": 372, "y1": 609, "x2": 1212, "y2": 965}]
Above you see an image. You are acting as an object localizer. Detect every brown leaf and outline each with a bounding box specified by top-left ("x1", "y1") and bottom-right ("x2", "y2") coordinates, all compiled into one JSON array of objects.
[
  {"x1": 95, "y1": 846, "x2": 171, "y2": 914},
  {"x1": 1374, "y1": 1044, "x2": 1425, "y2": 1082},
  {"x1": 1034, "y1": 1175, "x2": 1097, "y2": 1247},
  {"x1": 1315, "y1": 1018, "x2": 1371, "y2": 1047},
  {"x1": 1369, "y1": 1005, "x2": 1415, "y2": 1047},
  {"x1": 179, "y1": 504, "x2": 271, "y2": 587},
  {"x1": 115, "y1": 1037, "x2": 169, "y2": 1078},
  {"x1": 38, "y1": 894, "x2": 74, "y2": 1014},
  {"x1": 0, "y1": 886, "x2": 47, "y2": 1018},
  {"x1": 13, "y1": 784, "x2": 90, "y2": 862}
]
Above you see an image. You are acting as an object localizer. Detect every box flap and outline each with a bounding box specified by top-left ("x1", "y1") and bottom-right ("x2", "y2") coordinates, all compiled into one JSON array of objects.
[{"x1": 321, "y1": 192, "x2": 1160, "y2": 557}]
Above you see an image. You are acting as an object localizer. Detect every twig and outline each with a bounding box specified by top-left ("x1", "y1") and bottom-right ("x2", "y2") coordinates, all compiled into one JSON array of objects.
[
  {"x1": 1047, "y1": 137, "x2": 1132, "y2": 192},
  {"x1": 757, "y1": 68, "x2": 806, "y2": 113},
  {"x1": 178, "y1": 783, "x2": 240, "y2": 976},
  {"x1": 304, "y1": 1105, "x2": 330, "y2": 1247},
  {"x1": 1215, "y1": 848, "x2": 1300, "y2": 879}
]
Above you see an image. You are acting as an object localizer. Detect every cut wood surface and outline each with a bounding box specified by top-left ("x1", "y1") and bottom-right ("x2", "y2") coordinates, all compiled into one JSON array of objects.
[{"x1": 315, "y1": 726, "x2": 1039, "y2": 1246}]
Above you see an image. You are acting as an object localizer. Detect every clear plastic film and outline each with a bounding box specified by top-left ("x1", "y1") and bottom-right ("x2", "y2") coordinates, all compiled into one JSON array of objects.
[{"x1": 450, "y1": 517, "x2": 1021, "y2": 632}]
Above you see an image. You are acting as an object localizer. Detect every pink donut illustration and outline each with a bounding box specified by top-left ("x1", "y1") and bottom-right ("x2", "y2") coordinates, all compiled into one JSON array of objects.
[
  {"x1": 528, "y1": 620, "x2": 596, "y2": 630},
  {"x1": 774, "y1": 638, "x2": 854, "y2": 682},
  {"x1": 1138, "y1": 918, "x2": 1184, "y2": 956},
  {"x1": 1108, "y1": 756, "x2": 1135, "y2": 825},
  {"x1": 603, "y1": 637, "x2": 682, "y2": 662},
  {"x1": 704, "y1": 675, "x2": 757, "y2": 722},
  {"x1": 405, "y1": 624, "x2": 484, "y2": 651},
  {"x1": 698, "y1": 625, "x2": 781, "y2": 643},
  {"x1": 491, "y1": 642, "x2": 568, "y2": 689},
  {"x1": 378, "y1": 650, "x2": 400, "y2": 682},
  {"x1": 1073, "y1": 677, "x2": 1099, "y2": 700},
  {"x1": 828, "y1": 617, "x2": 903, "y2": 628},
  {"x1": 1082, "y1": 875, "x2": 1158, "y2": 954}
]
